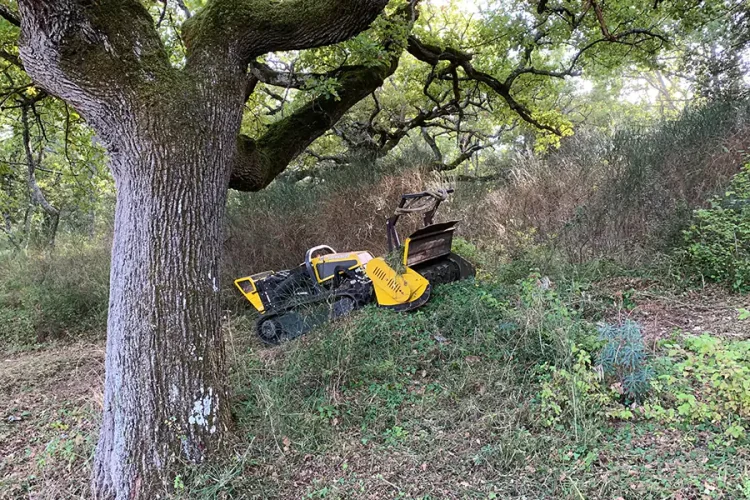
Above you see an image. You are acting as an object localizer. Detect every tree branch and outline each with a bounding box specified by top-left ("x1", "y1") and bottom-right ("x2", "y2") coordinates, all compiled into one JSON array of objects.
[
  {"x1": 17, "y1": 0, "x2": 173, "y2": 132},
  {"x1": 250, "y1": 62, "x2": 332, "y2": 90},
  {"x1": 229, "y1": 60, "x2": 400, "y2": 191},
  {"x1": 184, "y1": 0, "x2": 389, "y2": 66},
  {"x1": 227, "y1": 0, "x2": 421, "y2": 191},
  {"x1": 0, "y1": 5, "x2": 20, "y2": 26},
  {"x1": 175, "y1": 0, "x2": 192, "y2": 19},
  {"x1": 407, "y1": 36, "x2": 561, "y2": 136},
  {"x1": 21, "y1": 104, "x2": 59, "y2": 218},
  {"x1": 421, "y1": 127, "x2": 443, "y2": 163}
]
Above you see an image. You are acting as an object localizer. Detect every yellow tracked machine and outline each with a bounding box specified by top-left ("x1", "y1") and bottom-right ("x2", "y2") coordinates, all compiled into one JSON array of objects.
[{"x1": 235, "y1": 189, "x2": 475, "y2": 343}]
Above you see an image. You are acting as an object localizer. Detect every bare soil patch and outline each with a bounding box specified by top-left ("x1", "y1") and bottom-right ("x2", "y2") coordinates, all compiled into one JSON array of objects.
[{"x1": 598, "y1": 279, "x2": 748, "y2": 344}]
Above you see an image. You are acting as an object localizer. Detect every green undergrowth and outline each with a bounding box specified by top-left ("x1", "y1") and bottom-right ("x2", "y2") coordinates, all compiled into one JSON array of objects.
[
  {"x1": 644, "y1": 335, "x2": 750, "y2": 443},
  {"x1": 0, "y1": 240, "x2": 110, "y2": 350},
  {"x1": 680, "y1": 163, "x2": 750, "y2": 292},
  {"x1": 228, "y1": 274, "x2": 611, "y2": 450},
  {"x1": 178, "y1": 272, "x2": 750, "y2": 499}
]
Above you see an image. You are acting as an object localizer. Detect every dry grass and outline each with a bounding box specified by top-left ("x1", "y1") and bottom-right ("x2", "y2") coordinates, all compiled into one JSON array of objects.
[
  {"x1": 0, "y1": 342, "x2": 104, "y2": 499},
  {"x1": 222, "y1": 102, "x2": 750, "y2": 290},
  {"x1": 447, "y1": 122, "x2": 750, "y2": 266}
]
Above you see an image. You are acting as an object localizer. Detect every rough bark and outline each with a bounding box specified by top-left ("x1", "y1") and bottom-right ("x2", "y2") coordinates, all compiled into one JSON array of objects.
[
  {"x1": 183, "y1": 0, "x2": 389, "y2": 65},
  {"x1": 93, "y1": 103, "x2": 236, "y2": 497},
  {"x1": 14, "y1": 0, "x2": 388, "y2": 498}
]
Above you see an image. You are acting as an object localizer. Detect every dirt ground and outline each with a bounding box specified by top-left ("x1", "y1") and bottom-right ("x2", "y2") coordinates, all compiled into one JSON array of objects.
[{"x1": 597, "y1": 279, "x2": 749, "y2": 343}]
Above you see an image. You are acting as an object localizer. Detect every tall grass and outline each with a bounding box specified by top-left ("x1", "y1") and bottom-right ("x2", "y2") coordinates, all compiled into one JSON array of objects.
[
  {"x1": 222, "y1": 150, "x2": 439, "y2": 304},
  {"x1": 469, "y1": 101, "x2": 750, "y2": 265},
  {"x1": 225, "y1": 100, "x2": 750, "y2": 284},
  {"x1": 1, "y1": 100, "x2": 747, "y2": 348},
  {"x1": 0, "y1": 238, "x2": 110, "y2": 348}
]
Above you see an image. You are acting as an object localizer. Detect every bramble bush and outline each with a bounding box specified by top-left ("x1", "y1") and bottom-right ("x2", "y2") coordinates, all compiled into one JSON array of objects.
[
  {"x1": 645, "y1": 335, "x2": 750, "y2": 443},
  {"x1": 681, "y1": 163, "x2": 750, "y2": 291}
]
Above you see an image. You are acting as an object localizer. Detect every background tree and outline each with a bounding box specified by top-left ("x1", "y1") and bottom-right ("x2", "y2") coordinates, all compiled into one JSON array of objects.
[{"x1": 1, "y1": 4, "x2": 109, "y2": 248}]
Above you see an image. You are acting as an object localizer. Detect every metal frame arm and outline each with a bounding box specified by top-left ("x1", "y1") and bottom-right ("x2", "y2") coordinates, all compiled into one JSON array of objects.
[{"x1": 386, "y1": 189, "x2": 454, "y2": 251}]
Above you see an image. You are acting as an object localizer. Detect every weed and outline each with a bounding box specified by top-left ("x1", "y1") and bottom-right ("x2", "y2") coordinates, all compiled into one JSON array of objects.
[
  {"x1": 598, "y1": 321, "x2": 652, "y2": 403},
  {"x1": 537, "y1": 345, "x2": 614, "y2": 444},
  {"x1": 645, "y1": 334, "x2": 750, "y2": 443}
]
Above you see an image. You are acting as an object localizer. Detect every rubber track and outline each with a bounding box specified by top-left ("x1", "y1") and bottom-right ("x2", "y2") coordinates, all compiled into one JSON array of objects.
[
  {"x1": 413, "y1": 253, "x2": 476, "y2": 286},
  {"x1": 256, "y1": 282, "x2": 372, "y2": 344}
]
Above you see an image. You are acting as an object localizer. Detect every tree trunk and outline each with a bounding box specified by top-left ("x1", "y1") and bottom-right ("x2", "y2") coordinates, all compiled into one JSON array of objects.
[
  {"x1": 91, "y1": 100, "x2": 239, "y2": 498},
  {"x1": 13, "y1": 1, "x2": 390, "y2": 497}
]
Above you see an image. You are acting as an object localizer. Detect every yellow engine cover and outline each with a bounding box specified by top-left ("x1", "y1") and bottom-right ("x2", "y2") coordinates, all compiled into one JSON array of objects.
[{"x1": 365, "y1": 258, "x2": 430, "y2": 307}]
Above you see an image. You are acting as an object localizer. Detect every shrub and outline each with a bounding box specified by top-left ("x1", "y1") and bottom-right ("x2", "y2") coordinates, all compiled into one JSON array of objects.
[
  {"x1": 681, "y1": 163, "x2": 750, "y2": 291},
  {"x1": 597, "y1": 321, "x2": 652, "y2": 403},
  {"x1": 645, "y1": 335, "x2": 750, "y2": 442},
  {"x1": 0, "y1": 240, "x2": 110, "y2": 348}
]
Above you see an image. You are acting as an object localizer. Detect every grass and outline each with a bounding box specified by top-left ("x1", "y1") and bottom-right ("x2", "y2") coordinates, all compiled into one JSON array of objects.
[
  {"x1": 2, "y1": 100, "x2": 750, "y2": 498},
  {"x1": 1, "y1": 268, "x2": 749, "y2": 498},
  {"x1": 0, "y1": 239, "x2": 110, "y2": 350},
  {"x1": 177, "y1": 273, "x2": 750, "y2": 499},
  {"x1": 0, "y1": 342, "x2": 103, "y2": 499}
]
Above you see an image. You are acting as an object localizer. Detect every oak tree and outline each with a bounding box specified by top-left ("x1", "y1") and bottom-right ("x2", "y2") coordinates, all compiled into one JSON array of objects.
[
  {"x1": 5, "y1": 0, "x2": 389, "y2": 497},
  {"x1": 1, "y1": 1, "x2": 742, "y2": 498}
]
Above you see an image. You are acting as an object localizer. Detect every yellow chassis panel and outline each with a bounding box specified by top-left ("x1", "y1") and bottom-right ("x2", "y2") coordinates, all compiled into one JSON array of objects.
[
  {"x1": 365, "y1": 257, "x2": 429, "y2": 307},
  {"x1": 234, "y1": 277, "x2": 265, "y2": 312}
]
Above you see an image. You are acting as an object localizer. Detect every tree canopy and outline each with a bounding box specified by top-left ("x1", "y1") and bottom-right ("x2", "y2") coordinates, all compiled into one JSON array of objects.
[{"x1": 3, "y1": 0, "x2": 749, "y2": 248}]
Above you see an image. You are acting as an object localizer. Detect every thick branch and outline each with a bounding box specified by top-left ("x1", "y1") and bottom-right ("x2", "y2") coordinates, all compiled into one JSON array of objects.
[
  {"x1": 421, "y1": 127, "x2": 443, "y2": 163},
  {"x1": 433, "y1": 143, "x2": 488, "y2": 172},
  {"x1": 185, "y1": 0, "x2": 389, "y2": 66},
  {"x1": 0, "y1": 5, "x2": 20, "y2": 26},
  {"x1": 17, "y1": 0, "x2": 174, "y2": 131},
  {"x1": 227, "y1": 0, "x2": 422, "y2": 191},
  {"x1": 250, "y1": 62, "x2": 331, "y2": 90},
  {"x1": 229, "y1": 60, "x2": 399, "y2": 191}
]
